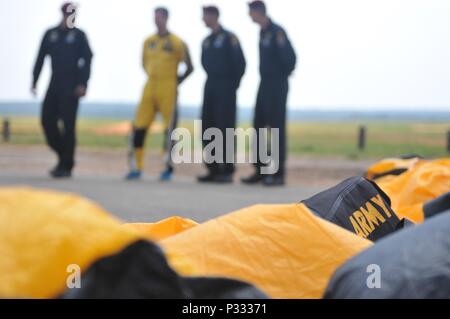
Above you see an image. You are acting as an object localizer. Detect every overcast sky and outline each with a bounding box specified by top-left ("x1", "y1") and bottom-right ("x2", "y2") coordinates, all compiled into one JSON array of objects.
[{"x1": 1, "y1": 0, "x2": 450, "y2": 110}]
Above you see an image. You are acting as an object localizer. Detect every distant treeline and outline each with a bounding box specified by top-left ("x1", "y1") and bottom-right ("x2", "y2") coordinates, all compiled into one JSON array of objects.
[{"x1": 1, "y1": 102, "x2": 449, "y2": 122}]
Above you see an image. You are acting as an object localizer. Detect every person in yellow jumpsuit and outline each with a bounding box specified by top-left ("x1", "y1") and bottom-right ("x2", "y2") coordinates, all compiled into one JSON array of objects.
[{"x1": 126, "y1": 7, "x2": 193, "y2": 180}]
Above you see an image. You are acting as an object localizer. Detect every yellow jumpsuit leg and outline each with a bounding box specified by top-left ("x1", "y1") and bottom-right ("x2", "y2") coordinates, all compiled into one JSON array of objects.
[
  {"x1": 129, "y1": 81, "x2": 156, "y2": 171},
  {"x1": 157, "y1": 80, "x2": 178, "y2": 170},
  {"x1": 157, "y1": 80, "x2": 178, "y2": 130}
]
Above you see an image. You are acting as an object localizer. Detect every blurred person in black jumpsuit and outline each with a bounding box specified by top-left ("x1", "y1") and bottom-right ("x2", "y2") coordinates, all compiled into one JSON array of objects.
[
  {"x1": 198, "y1": 6, "x2": 246, "y2": 183},
  {"x1": 241, "y1": 0, "x2": 296, "y2": 186},
  {"x1": 32, "y1": 3, "x2": 93, "y2": 178}
]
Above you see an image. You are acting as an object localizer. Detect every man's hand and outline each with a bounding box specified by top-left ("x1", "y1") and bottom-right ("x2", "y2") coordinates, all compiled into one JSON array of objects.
[
  {"x1": 234, "y1": 79, "x2": 241, "y2": 90},
  {"x1": 74, "y1": 85, "x2": 87, "y2": 98},
  {"x1": 31, "y1": 84, "x2": 37, "y2": 97},
  {"x1": 177, "y1": 75, "x2": 186, "y2": 85}
]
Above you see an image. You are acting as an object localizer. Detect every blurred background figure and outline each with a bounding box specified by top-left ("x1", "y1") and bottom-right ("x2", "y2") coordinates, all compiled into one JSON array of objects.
[
  {"x1": 126, "y1": 7, "x2": 193, "y2": 181},
  {"x1": 241, "y1": 0, "x2": 296, "y2": 186},
  {"x1": 32, "y1": 2, "x2": 93, "y2": 178},
  {"x1": 197, "y1": 5, "x2": 246, "y2": 184}
]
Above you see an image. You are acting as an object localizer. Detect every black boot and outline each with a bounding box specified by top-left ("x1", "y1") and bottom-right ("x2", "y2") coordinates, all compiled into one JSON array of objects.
[
  {"x1": 197, "y1": 173, "x2": 217, "y2": 183},
  {"x1": 241, "y1": 172, "x2": 264, "y2": 185},
  {"x1": 49, "y1": 154, "x2": 63, "y2": 176},
  {"x1": 51, "y1": 166, "x2": 72, "y2": 179},
  {"x1": 263, "y1": 175, "x2": 285, "y2": 187},
  {"x1": 49, "y1": 163, "x2": 62, "y2": 176},
  {"x1": 214, "y1": 174, "x2": 233, "y2": 184}
]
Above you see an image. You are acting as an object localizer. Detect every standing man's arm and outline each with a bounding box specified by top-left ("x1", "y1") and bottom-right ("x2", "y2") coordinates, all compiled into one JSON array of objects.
[
  {"x1": 275, "y1": 29, "x2": 296, "y2": 76},
  {"x1": 142, "y1": 40, "x2": 147, "y2": 71},
  {"x1": 229, "y1": 34, "x2": 246, "y2": 89},
  {"x1": 32, "y1": 31, "x2": 49, "y2": 96},
  {"x1": 75, "y1": 32, "x2": 93, "y2": 97},
  {"x1": 201, "y1": 39, "x2": 207, "y2": 72},
  {"x1": 178, "y1": 42, "x2": 194, "y2": 85}
]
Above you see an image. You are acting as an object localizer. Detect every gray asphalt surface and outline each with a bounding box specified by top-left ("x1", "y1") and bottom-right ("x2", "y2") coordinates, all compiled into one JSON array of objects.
[{"x1": 0, "y1": 173, "x2": 323, "y2": 223}]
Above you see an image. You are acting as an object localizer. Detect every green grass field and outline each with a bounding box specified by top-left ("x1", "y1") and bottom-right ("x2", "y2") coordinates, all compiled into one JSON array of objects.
[{"x1": 4, "y1": 117, "x2": 449, "y2": 159}]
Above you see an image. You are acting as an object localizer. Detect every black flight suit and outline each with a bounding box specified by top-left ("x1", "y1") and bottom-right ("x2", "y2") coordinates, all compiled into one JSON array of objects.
[
  {"x1": 201, "y1": 27, "x2": 246, "y2": 176},
  {"x1": 253, "y1": 20, "x2": 296, "y2": 178},
  {"x1": 33, "y1": 26, "x2": 93, "y2": 172}
]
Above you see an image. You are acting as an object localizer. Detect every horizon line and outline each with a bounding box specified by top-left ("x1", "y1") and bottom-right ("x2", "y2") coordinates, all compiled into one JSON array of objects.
[{"x1": 0, "y1": 100, "x2": 450, "y2": 113}]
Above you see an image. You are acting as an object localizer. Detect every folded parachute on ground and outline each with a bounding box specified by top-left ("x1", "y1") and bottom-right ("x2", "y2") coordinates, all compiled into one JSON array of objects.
[
  {"x1": 0, "y1": 187, "x2": 370, "y2": 299},
  {"x1": 0, "y1": 187, "x2": 266, "y2": 299},
  {"x1": 60, "y1": 239, "x2": 267, "y2": 299},
  {"x1": 161, "y1": 203, "x2": 371, "y2": 299},
  {"x1": 0, "y1": 187, "x2": 138, "y2": 298},
  {"x1": 365, "y1": 155, "x2": 422, "y2": 182},
  {"x1": 376, "y1": 159, "x2": 450, "y2": 223},
  {"x1": 324, "y1": 210, "x2": 450, "y2": 299}
]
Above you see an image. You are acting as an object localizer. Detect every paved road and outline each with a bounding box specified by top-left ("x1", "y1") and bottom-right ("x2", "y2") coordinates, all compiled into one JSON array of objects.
[
  {"x1": 0, "y1": 145, "x2": 370, "y2": 223},
  {"x1": 0, "y1": 173, "x2": 323, "y2": 223}
]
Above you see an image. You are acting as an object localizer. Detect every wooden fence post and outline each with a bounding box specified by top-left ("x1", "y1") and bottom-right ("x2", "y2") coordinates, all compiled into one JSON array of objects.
[
  {"x1": 358, "y1": 125, "x2": 366, "y2": 150},
  {"x1": 2, "y1": 118, "x2": 10, "y2": 142}
]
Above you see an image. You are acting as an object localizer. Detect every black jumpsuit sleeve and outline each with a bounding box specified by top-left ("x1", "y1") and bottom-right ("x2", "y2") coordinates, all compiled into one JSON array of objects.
[
  {"x1": 32, "y1": 31, "x2": 50, "y2": 87},
  {"x1": 275, "y1": 29, "x2": 297, "y2": 76},
  {"x1": 78, "y1": 31, "x2": 93, "y2": 87},
  {"x1": 229, "y1": 34, "x2": 246, "y2": 88}
]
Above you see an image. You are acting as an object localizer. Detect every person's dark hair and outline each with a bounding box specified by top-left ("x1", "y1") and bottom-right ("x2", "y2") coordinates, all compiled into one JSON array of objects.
[
  {"x1": 155, "y1": 7, "x2": 169, "y2": 18},
  {"x1": 248, "y1": 0, "x2": 266, "y2": 15},
  {"x1": 61, "y1": 2, "x2": 77, "y2": 17},
  {"x1": 203, "y1": 6, "x2": 220, "y2": 18}
]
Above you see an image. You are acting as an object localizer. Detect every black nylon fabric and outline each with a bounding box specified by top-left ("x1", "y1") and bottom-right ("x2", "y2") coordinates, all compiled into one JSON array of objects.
[
  {"x1": 59, "y1": 240, "x2": 268, "y2": 299},
  {"x1": 324, "y1": 211, "x2": 450, "y2": 299},
  {"x1": 424, "y1": 191, "x2": 450, "y2": 219},
  {"x1": 369, "y1": 168, "x2": 408, "y2": 181},
  {"x1": 303, "y1": 176, "x2": 402, "y2": 241}
]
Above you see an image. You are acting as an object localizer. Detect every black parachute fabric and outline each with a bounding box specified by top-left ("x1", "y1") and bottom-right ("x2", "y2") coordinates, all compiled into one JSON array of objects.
[
  {"x1": 365, "y1": 154, "x2": 424, "y2": 180},
  {"x1": 323, "y1": 211, "x2": 450, "y2": 299},
  {"x1": 303, "y1": 176, "x2": 402, "y2": 241},
  {"x1": 424, "y1": 191, "x2": 450, "y2": 219},
  {"x1": 60, "y1": 240, "x2": 268, "y2": 299}
]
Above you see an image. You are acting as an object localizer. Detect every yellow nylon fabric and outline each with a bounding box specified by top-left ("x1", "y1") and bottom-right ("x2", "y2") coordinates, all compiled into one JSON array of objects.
[
  {"x1": 124, "y1": 217, "x2": 198, "y2": 241},
  {"x1": 378, "y1": 159, "x2": 450, "y2": 223},
  {"x1": 162, "y1": 203, "x2": 372, "y2": 299},
  {"x1": 0, "y1": 187, "x2": 144, "y2": 298},
  {"x1": 366, "y1": 157, "x2": 420, "y2": 180}
]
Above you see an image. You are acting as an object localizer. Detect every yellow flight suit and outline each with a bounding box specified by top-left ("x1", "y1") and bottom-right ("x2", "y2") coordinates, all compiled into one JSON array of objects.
[{"x1": 130, "y1": 33, "x2": 187, "y2": 171}]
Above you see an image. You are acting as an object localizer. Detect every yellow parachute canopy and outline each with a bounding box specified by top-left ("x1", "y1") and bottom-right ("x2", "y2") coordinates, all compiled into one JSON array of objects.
[
  {"x1": 366, "y1": 157, "x2": 421, "y2": 181},
  {"x1": 0, "y1": 187, "x2": 142, "y2": 298},
  {"x1": 378, "y1": 159, "x2": 450, "y2": 223},
  {"x1": 162, "y1": 203, "x2": 372, "y2": 299},
  {"x1": 124, "y1": 217, "x2": 198, "y2": 241},
  {"x1": 0, "y1": 187, "x2": 371, "y2": 299}
]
